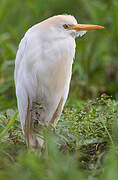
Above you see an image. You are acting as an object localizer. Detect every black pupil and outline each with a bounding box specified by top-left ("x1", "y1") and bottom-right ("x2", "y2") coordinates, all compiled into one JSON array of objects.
[{"x1": 64, "y1": 24, "x2": 69, "y2": 29}]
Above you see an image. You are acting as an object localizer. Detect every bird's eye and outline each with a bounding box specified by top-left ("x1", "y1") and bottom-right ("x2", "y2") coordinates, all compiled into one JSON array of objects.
[{"x1": 63, "y1": 24, "x2": 70, "y2": 29}]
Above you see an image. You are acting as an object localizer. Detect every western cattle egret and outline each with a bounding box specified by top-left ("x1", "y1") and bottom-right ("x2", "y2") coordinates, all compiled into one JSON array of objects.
[{"x1": 14, "y1": 15, "x2": 104, "y2": 148}]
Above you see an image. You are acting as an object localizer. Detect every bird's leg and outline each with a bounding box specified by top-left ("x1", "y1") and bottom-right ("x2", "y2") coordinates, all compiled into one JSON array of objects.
[
  {"x1": 24, "y1": 97, "x2": 63, "y2": 149},
  {"x1": 24, "y1": 99, "x2": 44, "y2": 149},
  {"x1": 50, "y1": 97, "x2": 64, "y2": 127},
  {"x1": 24, "y1": 102, "x2": 36, "y2": 148}
]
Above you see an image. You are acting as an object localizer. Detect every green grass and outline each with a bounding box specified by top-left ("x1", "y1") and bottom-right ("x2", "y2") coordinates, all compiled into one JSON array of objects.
[{"x1": 0, "y1": 95, "x2": 118, "y2": 180}]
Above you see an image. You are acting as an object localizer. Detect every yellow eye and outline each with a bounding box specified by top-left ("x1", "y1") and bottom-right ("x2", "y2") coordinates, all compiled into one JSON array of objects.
[{"x1": 63, "y1": 24, "x2": 69, "y2": 29}]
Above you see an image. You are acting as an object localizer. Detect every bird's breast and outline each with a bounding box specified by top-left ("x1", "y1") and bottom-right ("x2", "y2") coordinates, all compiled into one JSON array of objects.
[
  {"x1": 24, "y1": 33, "x2": 76, "y2": 99},
  {"x1": 39, "y1": 37, "x2": 76, "y2": 93}
]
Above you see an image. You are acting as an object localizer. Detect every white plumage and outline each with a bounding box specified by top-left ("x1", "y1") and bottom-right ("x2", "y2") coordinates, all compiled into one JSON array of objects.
[{"x1": 14, "y1": 15, "x2": 104, "y2": 148}]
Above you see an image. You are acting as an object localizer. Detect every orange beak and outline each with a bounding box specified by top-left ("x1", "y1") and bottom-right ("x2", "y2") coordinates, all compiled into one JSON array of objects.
[{"x1": 70, "y1": 24, "x2": 104, "y2": 31}]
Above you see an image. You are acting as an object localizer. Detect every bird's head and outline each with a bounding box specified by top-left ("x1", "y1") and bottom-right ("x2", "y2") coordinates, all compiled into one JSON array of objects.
[{"x1": 40, "y1": 15, "x2": 104, "y2": 39}]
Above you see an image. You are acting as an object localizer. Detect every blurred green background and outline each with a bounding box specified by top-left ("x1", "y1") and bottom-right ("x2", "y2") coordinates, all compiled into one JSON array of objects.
[{"x1": 0, "y1": 0, "x2": 118, "y2": 110}]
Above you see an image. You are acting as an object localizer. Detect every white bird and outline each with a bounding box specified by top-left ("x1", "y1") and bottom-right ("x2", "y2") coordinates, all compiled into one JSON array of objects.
[{"x1": 14, "y1": 15, "x2": 104, "y2": 148}]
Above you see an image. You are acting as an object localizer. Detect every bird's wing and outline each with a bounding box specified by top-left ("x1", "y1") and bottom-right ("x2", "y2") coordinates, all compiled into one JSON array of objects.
[
  {"x1": 14, "y1": 35, "x2": 27, "y2": 86},
  {"x1": 14, "y1": 32, "x2": 42, "y2": 147},
  {"x1": 14, "y1": 34, "x2": 29, "y2": 131}
]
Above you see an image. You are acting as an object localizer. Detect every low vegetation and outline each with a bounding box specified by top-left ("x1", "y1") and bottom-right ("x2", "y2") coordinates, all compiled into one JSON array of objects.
[{"x1": 0, "y1": 95, "x2": 118, "y2": 180}]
